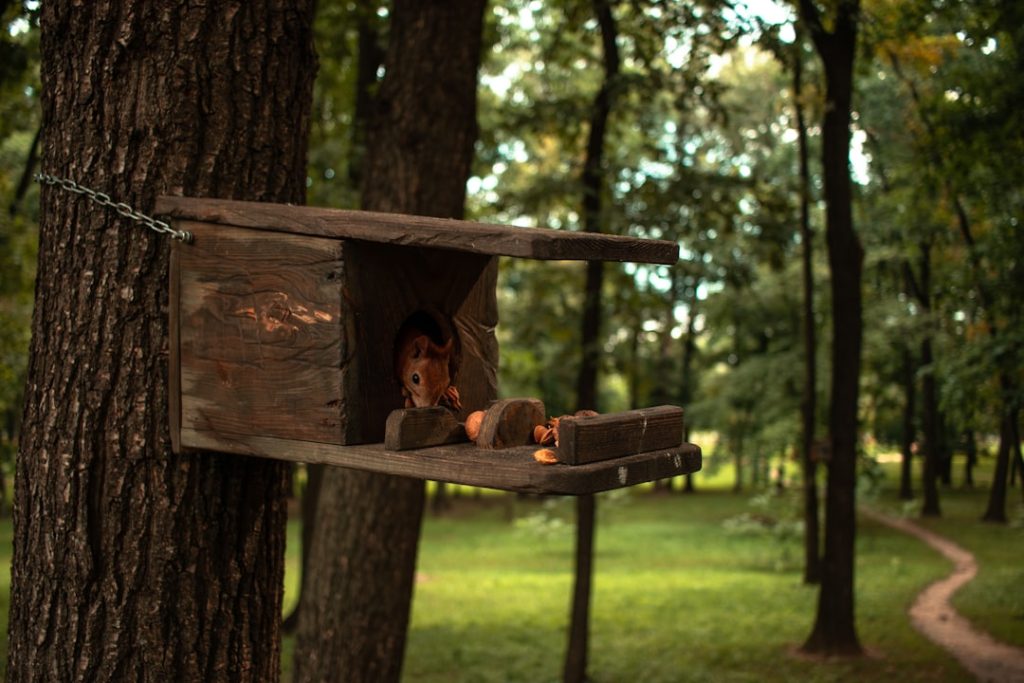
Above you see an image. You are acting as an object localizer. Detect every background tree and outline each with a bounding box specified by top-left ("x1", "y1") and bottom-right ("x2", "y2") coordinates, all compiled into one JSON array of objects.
[
  {"x1": 798, "y1": 0, "x2": 864, "y2": 656},
  {"x1": 7, "y1": 2, "x2": 316, "y2": 680},
  {"x1": 565, "y1": 0, "x2": 618, "y2": 679},
  {"x1": 292, "y1": 1, "x2": 488, "y2": 681}
]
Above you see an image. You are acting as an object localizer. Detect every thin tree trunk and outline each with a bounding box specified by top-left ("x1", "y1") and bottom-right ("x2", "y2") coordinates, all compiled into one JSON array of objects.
[
  {"x1": 900, "y1": 348, "x2": 916, "y2": 500},
  {"x1": 918, "y1": 242, "x2": 942, "y2": 517},
  {"x1": 963, "y1": 429, "x2": 976, "y2": 489},
  {"x1": 348, "y1": 0, "x2": 385, "y2": 190},
  {"x1": 733, "y1": 431, "x2": 745, "y2": 493},
  {"x1": 575, "y1": 0, "x2": 620, "y2": 413},
  {"x1": 567, "y1": 2, "x2": 619, "y2": 679},
  {"x1": 799, "y1": 0, "x2": 864, "y2": 657},
  {"x1": 982, "y1": 409, "x2": 1016, "y2": 522},
  {"x1": 8, "y1": 125, "x2": 40, "y2": 217},
  {"x1": 564, "y1": 494, "x2": 596, "y2": 683},
  {"x1": 680, "y1": 289, "x2": 698, "y2": 494},
  {"x1": 288, "y1": 0, "x2": 383, "y2": 633},
  {"x1": 8, "y1": 3, "x2": 316, "y2": 680},
  {"x1": 283, "y1": 463, "x2": 324, "y2": 634},
  {"x1": 292, "y1": 2, "x2": 487, "y2": 681},
  {"x1": 794, "y1": 36, "x2": 821, "y2": 584}
]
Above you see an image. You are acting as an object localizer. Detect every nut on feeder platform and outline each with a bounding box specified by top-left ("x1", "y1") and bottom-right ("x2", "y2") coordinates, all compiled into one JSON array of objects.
[{"x1": 160, "y1": 197, "x2": 701, "y2": 495}]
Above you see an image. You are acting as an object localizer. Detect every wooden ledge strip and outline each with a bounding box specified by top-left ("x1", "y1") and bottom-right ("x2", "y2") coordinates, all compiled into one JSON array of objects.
[{"x1": 557, "y1": 405, "x2": 684, "y2": 465}]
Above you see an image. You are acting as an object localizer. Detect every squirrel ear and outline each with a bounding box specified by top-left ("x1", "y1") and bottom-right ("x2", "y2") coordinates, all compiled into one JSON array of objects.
[
  {"x1": 438, "y1": 337, "x2": 454, "y2": 356},
  {"x1": 411, "y1": 336, "x2": 428, "y2": 359}
]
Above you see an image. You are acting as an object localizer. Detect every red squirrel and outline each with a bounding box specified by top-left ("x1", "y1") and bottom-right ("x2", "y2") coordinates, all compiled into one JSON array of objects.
[{"x1": 394, "y1": 326, "x2": 461, "y2": 410}]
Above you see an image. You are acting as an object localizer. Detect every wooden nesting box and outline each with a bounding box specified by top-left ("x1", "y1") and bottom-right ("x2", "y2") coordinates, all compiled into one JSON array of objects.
[{"x1": 158, "y1": 197, "x2": 701, "y2": 494}]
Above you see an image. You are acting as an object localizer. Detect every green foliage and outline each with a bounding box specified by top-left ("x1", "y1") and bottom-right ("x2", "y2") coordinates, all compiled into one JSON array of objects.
[{"x1": 0, "y1": 2, "x2": 41, "y2": 477}]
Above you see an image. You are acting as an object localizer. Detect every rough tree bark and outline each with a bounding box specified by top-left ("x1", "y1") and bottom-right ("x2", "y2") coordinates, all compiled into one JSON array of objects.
[
  {"x1": 793, "y1": 35, "x2": 821, "y2": 585},
  {"x1": 798, "y1": 0, "x2": 865, "y2": 656},
  {"x1": 566, "y1": 1, "x2": 619, "y2": 681},
  {"x1": 291, "y1": 1, "x2": 487, "y2": 681},
  {"x1": 8, "y1": 2, "x2": 316, "y2": 681}
]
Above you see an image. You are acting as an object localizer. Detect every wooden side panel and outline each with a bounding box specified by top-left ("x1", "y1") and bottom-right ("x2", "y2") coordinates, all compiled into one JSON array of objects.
[
  {"x1": 344, "y1": 242, "x2": 498, "y2": 444},
  {"x1": 176, "y1": 221, "x2": 349, "y2": 446},
  {"x1": 558, "y1": 406, "x2": 684, "y2": 465}
]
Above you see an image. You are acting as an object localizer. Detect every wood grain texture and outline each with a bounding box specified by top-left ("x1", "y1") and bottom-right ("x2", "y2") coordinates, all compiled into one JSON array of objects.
[
  {"x1": 156, "y1": 196, "x2": 679, "y2": 265},
  {"x1": 176, "y1": 221, "x2": 349, "y2": 446},
  {"x1": 476, "y1": 398, "x2": 546, "y2": 449},
  {"x1": 180, "y1": 428, "x2": 701, "y2": 495},
  {"x1": 172, "y1": 225, "x2": 499, "y2": 449},
  {"x1": 384, "y1": 407, "x2": 465, "y2": 451},
  {"x1": 558, "y1": 406, "x2": 684, "y2": 465}
]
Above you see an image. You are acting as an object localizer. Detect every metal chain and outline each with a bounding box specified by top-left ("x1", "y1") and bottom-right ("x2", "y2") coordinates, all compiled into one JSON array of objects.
[{"x1": 34, "y1": 172, "x2": 193, "y2": 244}]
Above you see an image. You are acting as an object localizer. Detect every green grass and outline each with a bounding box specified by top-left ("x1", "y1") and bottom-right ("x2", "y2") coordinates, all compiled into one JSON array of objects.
[
  {"x1": 2, "y1": 452, "x2": 1022, "y2": 681},
  {"x1": 395, "y1": 489, "x2": 966, "y2": 682}
]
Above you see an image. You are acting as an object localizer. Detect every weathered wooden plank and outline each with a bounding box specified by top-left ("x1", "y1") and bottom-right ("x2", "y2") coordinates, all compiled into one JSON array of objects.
[
  {"x1": 176, "y1": 221, "x2": 349, "y2": 446},
  {"x1": 557, "y1": 405, "x2": 684, "y2": 465},
  {"x1": 156, "y1": 196, "x2": 679, "y2": 265},
  {"x1": 178, "y1": 428, "x2": 702, "y2": 495},
  {"x1": 476, "y1": 398, "x2": 545, "y2": 449},
  {"x1": 384, "y1": 407, "x2": 465, "y2": 451}
]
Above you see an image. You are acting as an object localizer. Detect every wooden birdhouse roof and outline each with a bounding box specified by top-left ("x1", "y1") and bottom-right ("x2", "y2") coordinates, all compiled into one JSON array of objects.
[{"x1": 156, "y1": 197, "x2": 679, "y2": 265}]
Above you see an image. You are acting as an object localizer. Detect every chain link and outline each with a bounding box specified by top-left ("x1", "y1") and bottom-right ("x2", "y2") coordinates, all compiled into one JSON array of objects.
[{"x1": 34, "y1": 172, "x2": 193, "y2": 244}]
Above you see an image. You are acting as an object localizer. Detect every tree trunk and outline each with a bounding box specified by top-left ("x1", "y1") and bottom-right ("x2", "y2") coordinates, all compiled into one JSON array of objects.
[
  {"x1": 282, "y1": 463, "x2": 324, "y2": 634},
  {"x1": 8, "y1": 3, "x2": 316, "y2": 681},
  {"x1": 575, "y1": 0, "x2": 620, "y2": 413},
  {"x1": 799, "y1": 0, "x2": 864, "y2": 657},
  {"x1": 982, "y1": 408, "x2": 1016, "y2": 523},
  {"x1": 566, "y1": 2, "x2": 619, "y2": 679},
  {"x1": 287, "y1": 0, "x2": 383, "y2": 633},
  {"x1": 8, "y1": 125, "x2": 40, "y2": 217},
  {"x1": 291, "y1": 2, "x2": 487, "y2": 681},
  {"x1": 347, "y1": 0, "x2": 385, "y2": 191},
  {"x1": 919, "y1": 241, "x2": 941, "y2": 517},
  {"x1": 563, "y1": 494, "x2": 596, "y2": 683},
  {"x1": 680, "y1": 289, "x2": 698, "y2": 494},
  {"x1": 794, "y1": 38, "x2": 821, "y2": 584},
  {"x1": 899, "y1": 347, "x2": 916, "y2": 500},
  {"x1": 732, "y1": 431, "x2": 745, "y2": 493},
  {"x1": 963, "y1": 429, "x2": 976, "y2": 489},
  {"x1": 983, "y1": 411, "x2": 1015, "y2": 524}
]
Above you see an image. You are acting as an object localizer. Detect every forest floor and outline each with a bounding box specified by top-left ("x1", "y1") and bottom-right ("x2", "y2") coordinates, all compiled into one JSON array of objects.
[{"x1": 861, "y1": 507, "x2": 1024, "y2": 683}]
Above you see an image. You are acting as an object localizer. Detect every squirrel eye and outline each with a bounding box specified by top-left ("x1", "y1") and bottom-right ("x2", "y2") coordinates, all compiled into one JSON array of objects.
[{"x1": 412, "y1": 373, "x2": 420, "y2": 385}]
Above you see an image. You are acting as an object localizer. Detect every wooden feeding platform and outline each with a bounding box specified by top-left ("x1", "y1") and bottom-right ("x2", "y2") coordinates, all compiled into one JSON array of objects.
[{"x1": 158, "y1": 197, "x2": 701, "y2": 495}]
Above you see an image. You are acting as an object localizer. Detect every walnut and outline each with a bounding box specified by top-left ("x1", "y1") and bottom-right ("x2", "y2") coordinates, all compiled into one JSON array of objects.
[{"x1": 532, "y1": 448, "x2": 559, "y2": 465}]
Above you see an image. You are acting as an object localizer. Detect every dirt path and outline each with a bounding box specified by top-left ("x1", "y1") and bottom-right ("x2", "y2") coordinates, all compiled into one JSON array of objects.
[{"x1": 860, "y1": 507, "x2": 1024, "y2": 682}]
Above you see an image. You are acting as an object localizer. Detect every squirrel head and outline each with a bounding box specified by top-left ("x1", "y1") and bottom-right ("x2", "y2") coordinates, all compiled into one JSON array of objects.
[{"x1": 399, "y1": 335, "x2": 454, "y2": 407}]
